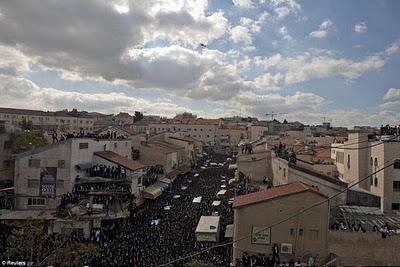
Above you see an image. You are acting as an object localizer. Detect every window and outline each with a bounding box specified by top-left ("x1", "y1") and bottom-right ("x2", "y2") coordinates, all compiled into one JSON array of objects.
[
  {"x1": 114, "y1": 142, "x2": 118, "y2": 148},
  {"x1": 28, "y1": 159, "x2": 41, "y2": 167},
  {"x1": 347, "y1": 155, "x2": 351, "y2": 169},
  {"x1": 392, "y1": 203, "x2": 400, "y2": 210},
  {"x1": 56, "y1": 160, "x2": 65, "y2": 168},
  {"x1": 374, "y1": 177, "x2": 378, "y2": 187},
  {"x1": 28, "y1": 198, "x2": 45, "y2": 206},
  {"x1": 56, "y1": 180, "x2": 64, "y2": 188},
  {"x1": 283, "y1": 168, "x2": 286, "y2": 177},
  {"x1": 309, "y1": 230, "x2": 319, "y2": 241},
  {"x1": 3, "y1": 160, "x2": 11, "y2": 168},
  {"x1": 299, "y1": 229, "x2": 303, "y2": 236},
  {"x1": 393, "y1": 181, "x2": 400, "y2": 192},
  {"x1": 125, "y1": 142, "x2": 128, "y2": 147},
  {"x1": 3, "y1": 141, "x2": 12, "y2": 150},
  {"x1": 27, "y1": 179, "x2": 40, "y2": 188},
  {"x1": 374, "y1": 158, "x2": 378, "y2": 167},
  {"x1": 207, "y1": 135, "x2": 210, "y2": 138},
  {"x1": 79, "y1": 142, "x2": 89, "y2": 149},
  {"x1": 200, "y1": 128, "x2": 203, "y2": 131},
  {"x1": 394, "y1": 159, "x2": 400, "y2": 169},
  {"x1": 336, "y1": 152, "x2": 344, "y2": 164},
  {"x1": 290, "y1": 228, "x2": 294, "y2": 235}
]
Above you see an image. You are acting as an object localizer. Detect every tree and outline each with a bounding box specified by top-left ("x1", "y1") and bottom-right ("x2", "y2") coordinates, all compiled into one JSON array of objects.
[
  {"x1": 5, "y1": 217, "x2": 100, "y2": 266},
  {"x1": 19, "y1": 118, "x2": 33, "y2": 130},
  {"x1": 13, "y1": 131, "x2": 48, "y2": 153},
  {"x1": 134, "y1": 111, "x2": 144, "y2": 122}
]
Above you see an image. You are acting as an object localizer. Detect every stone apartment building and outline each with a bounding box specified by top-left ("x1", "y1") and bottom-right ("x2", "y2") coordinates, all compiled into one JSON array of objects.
[
  {"x1": 233, "y1": 182, "x2": 330, "y2": 265},
  {"x1": 331, "y1": 132, "x2": 400, "y2": 212},
  {"x1": 13, "y1": 138, "x2": 131, "y2": 210},
  {"x1": 0, "y1": 107, "x2": 95, "y2": 133},
  {"x1": 148, "y1": 118, "x2": 221, "y2": 147}
]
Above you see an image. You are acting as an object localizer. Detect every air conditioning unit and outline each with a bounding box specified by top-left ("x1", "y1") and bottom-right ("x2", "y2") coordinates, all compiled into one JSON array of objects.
[{"x1": 280, "y1": 243, "x2": 293, "y2": 254}]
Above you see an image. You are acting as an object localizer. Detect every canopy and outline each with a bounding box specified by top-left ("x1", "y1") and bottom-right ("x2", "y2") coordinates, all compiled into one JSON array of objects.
[
  {"x1": 212, "y1": 201, "x2": 221, "y2": 206},
  {"x1": 195, "y1": 216, "x2": 220, "y2": 233},
  {"x1": 193, "y1": 196, "x2": 202, "y2": 203},
  {"x1": 75, "y1": 162, "x2": 92, "y2": 170},
  {"x1": 220, "y1": 185, "x2": 226, "y2": 188},
  {"x1": 217, "y1": 190, "x2": 227, "y2": 196},
  {"x1": 160, "y1": 178, "x2": 172, "y2": 184},
  {"x1": 228, "y1": 164, "x2": 237, "y2": 170},
  {"x1": 225, "y1": 224, "x2": 234, "y2": 238},
  {"x1": 143, "y1": 186, "x2": 162, "y2": 199},
  {"x1": 154, "y1": 181, "x2": 169, "y2": 191}
]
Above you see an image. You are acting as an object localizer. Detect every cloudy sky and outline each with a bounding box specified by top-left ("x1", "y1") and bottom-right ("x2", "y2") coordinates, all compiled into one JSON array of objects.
[{"x1": 0, "y1": 0, "x2": 399, "y2": 127}]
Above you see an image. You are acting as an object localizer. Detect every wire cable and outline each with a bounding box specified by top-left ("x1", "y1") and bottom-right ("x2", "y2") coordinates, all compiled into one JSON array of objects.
[{"x1": 158, "y1": 161, "x2": 395, "y2": 266}]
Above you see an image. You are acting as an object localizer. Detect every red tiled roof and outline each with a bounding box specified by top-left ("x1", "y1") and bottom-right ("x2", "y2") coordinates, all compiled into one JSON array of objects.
[
  {"x1": 233, "y1": 182, "x2": 326, "y2": 208},
  {"x1": 220, "y1": 125, "x2": 247, "y2": 130},
  {"x1": 152, "y1": 140, "x2": 185, "y2": 150},
  {"x1": 313, "y1": 147, "x2": 331, "y2": 159},
  {"x1": 94, "y1": 151, "x2": 145, "y2": 171}
]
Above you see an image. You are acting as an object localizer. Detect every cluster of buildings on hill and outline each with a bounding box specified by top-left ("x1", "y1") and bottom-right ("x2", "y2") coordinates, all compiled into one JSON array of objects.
[{"x1": 1, "y1": 106, "x2": 400, "y2": 266}]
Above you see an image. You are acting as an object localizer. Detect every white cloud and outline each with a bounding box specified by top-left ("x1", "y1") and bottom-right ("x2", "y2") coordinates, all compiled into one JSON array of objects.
[
  {"x1": 279, "y1": 26, "x2": 293, "y2": 40},
  {"x1": 239, "y1": 12, "x2": 268, "y2": 33},
  {"x1": 354, "y1": 22, "x2": 367, "y2": 33},
  {"x1": 380, "y1": 101, "x2": 400, "y2": 110},
  {"x1": 252, "y1": 72, "x2": 283, "y2": 90},
  {"x1": 274, "y1": 7, "x2": 290, "y2": 19},
  {"x1": 385, "y1": 42, "x2": 400, "y2": 56},
  {"x1": 254, "y1": 46, "x2": 393, "y2": 84},
  {"x1": 230, "y1": 25, "x2": 253, "y2": 46},
  {"x1": 309, "y1": 18, "x2": 333, "y2": 38},
  {"x1": 267, "y1": 0, "x2": 301, "y2": 19},
  {"x1": 0, "y1": 45, "x2": 32, "y2": 75},
  {"x1": 383, "y1": 88, "x2": 400, "y2": 101},
  {"x1": 232, "y1": 0, "x2": 254, "y2": 9},
  {"x1": 0, "y1": 74, "x2": 203, "y2": 117}
]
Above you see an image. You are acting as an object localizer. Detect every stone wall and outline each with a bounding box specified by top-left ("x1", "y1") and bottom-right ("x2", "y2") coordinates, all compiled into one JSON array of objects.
[{"x1": 328, "y1": 230, "x2": 400, "y2": 266}]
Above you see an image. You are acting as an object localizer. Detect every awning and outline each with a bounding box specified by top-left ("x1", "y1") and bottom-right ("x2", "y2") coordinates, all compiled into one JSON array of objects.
[
  {"x1": 143, "y1": 186, "x2": 162, "y2": 199},
  {"x1": 0, "y1": 187, "x2": 14, "y2": 193},
  {"x1": 212, "y1": 201, "x2": 221, "y2": 206},
  {"x1": 228, "y1": 164, "x2": 237, "y2": 170},
  {"x1": 160, "y1": 178, "x2": 172, "y2": 184},
  {"x1": 225, "y1": 224, "x2": 234, "y2": 238},
  {"x1": 75, "y1": 162, "x2": 92, "y2": 170},
  {"x1": 154, "y1": 181, "x2": 169, "y2": 191},
  {"x1": 193, "y1": 196, "x2": 202, "y2": 203},
  {"x1": 217, "y1": 190, "x2": 227, "y2": 196},
  {"x1": 228, "y1": 179, "x2": 236, "y2": 185}
]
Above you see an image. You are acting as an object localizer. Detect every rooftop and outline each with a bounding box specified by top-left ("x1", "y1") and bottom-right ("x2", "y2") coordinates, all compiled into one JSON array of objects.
[
  {"x1": 195, "y1": 216, "x2": 220, "y2": 233},
  {"x1": 233, "y1": 182, "x2": 326, "y2": 208},
  {"x1": 94, "y1": 151, "x2": 145, "y2": 171}
]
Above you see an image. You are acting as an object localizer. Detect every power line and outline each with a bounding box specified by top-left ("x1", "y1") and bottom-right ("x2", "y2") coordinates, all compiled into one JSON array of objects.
[{"x1": 158, "y1": 160, "x2": 396, "y2": 266}]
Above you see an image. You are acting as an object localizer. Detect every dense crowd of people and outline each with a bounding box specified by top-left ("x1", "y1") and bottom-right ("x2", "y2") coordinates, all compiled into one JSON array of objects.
[
  {"x1": 380, "y1": 124, "x2": 400, "y2": 136},
  {"x1": 236, "y1": 251, "x2": 311, "y2": 267},
  {"x1": 87, "y1": 160, "x2": 238, "y2": 266},
  {"x1": 52, "y1": 130, "x2": 128, "y2": 143},
  {"x1": 274, "y1": 142, "x2": 297, "y2": 164},
  {"x1": 88, "y1": 164, "x2": 127, "y2": 179},
  {"x1": 331, "y1": 221, "x2": 400, "y2": 238}
]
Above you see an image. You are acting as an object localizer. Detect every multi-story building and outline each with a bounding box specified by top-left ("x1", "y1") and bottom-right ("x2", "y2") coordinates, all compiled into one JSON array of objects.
[
  {"x1": 13, "y1": 138, "x2": 132, "y2": 210},
  {"x1": 0, "y1": 107, "x2": 95, "y2": 133},
  {"x1": 331, "y1": 132, "x2": 400, "y2": 212},
  {"x1": 149, "y1": 118, "x2": 222, "y2": 146}
]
